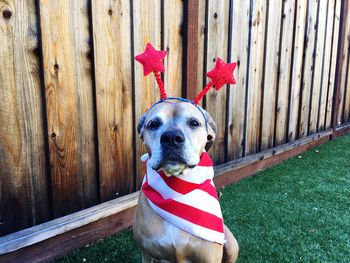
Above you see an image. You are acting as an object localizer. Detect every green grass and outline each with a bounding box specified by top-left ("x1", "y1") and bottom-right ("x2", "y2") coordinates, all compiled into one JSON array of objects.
[{"x1": 56, "y1": 134, "x2": 350, "y2": 263}]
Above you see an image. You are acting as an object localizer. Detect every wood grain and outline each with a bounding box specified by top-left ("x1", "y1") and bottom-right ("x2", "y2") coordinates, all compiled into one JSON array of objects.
[
  {"x1": 39, "y1": 0, "x2": 97, "y2": 217},
  {"x1": 275, "y1": 0, "x2": 295, "y2": 145},
  {"x1": 245, "y1": 0, "x2": 267, "y2": 155},
  {"x1": 133, "y1": 0, "x2": 162, "y2": 188},
  {"x1": 343, "y1": 55, "x2": 350, "y2": 123},
  {"x1": 92, "y1": 0, "x2": 134, "y2": 201},
  {"x1": 299, "y1": 0, "x2": 318, "y2": 138},
  {"x1": 260, "y1": 0, "x2": 282, "y2": 150},
  {"x1": 206, "y1": 0, "x2": 230, "y2": 164},
  {"x1": 163, "y1": 0, "x2": 183, "y2": 98},
  {"x1": 227, "y1": 0, "x2": 251, "y2": 160},
  {"x1": 309, "y1": 0, "x2": 327, "y2": 135},
  {"x1": 0, "y1": 192, "x2": 138, "y2": 254},
  {"x1": 343, "y1": 5, "x2": 350, "y2": 124},
  {"x1": 0, "y1": 0, "x2": 49, "y2": 236},
  {"x1": 194, "y1": 0, "x2": 206, "y2": 107},
  {"x1": 288, "y1": 0, "x2": 307, "y2": 141},
  {"x1": 318, "y1": 0, "x2": 336, "y2": 131},
  {"x1": 337, "y1": 2, "x2": 350, "y2": 125},
  {"x1": 325, "y1": 0, "x2": 341, "y2": 129}
]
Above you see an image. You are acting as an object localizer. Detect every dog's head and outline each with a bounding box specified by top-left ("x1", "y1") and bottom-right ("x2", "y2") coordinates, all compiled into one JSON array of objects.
[{"x1": 138, "y1": 101, "x2": 216, "y2": 176}]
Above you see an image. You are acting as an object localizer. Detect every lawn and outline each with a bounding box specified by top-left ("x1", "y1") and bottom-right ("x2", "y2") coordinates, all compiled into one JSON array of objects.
[{"x1": 56, "y1": 134, "x2": 350, "y2": 263}]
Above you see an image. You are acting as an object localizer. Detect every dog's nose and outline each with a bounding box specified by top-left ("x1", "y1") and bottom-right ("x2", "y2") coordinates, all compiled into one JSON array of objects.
[{"x1": 160, "y1": 130, "x2": 185, "y2": 148}]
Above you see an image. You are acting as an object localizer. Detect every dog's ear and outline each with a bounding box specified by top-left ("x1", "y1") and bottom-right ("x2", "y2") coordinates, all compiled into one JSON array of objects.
[
  {"x1": 204, "y1": 110, "x2": 217, "y2": 151},
  {"x1": 137, "y1": 113, "x2": 147, "y2": 140}
]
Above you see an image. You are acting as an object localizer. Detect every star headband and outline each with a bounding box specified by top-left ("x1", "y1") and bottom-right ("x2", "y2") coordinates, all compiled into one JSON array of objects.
[{"x1": 135, "y1": 43, "x2": 237, "y2": 128}]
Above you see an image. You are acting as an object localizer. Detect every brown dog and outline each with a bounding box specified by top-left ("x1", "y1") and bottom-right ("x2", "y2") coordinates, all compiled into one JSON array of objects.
[{"x1": 133, "y1": 100, "x2": 239, "y2": 262}]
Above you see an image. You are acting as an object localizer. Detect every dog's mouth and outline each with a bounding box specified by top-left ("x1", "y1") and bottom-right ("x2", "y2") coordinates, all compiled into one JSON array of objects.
[{"x1": 152, "y1": 154, "x2": 196, "y2": 172}]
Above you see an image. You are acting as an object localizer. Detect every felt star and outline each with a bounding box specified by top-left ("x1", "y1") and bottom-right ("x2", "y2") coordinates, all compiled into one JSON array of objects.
[
  {"x1": 135, "y1": 43, "x2": 167, "y2": 76},
  {"x1": 206, "y1": 58, "x2": 237, "y2": 90}
]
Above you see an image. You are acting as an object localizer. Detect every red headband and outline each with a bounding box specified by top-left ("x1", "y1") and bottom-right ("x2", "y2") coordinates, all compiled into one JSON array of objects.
[{"x1": 135, "y1": 42, "x2": 237, "y2": 104}]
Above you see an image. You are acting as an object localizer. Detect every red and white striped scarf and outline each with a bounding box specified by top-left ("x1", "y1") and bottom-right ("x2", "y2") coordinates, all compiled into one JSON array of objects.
[{"x1": 141, "y1": 152, "x2": 225, "y2": 244}]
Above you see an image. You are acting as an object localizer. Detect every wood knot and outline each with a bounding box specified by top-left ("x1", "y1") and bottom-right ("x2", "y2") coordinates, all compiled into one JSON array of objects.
[
  {"x1": 213, "y1": 12, "x2": 218, "y2": 19},
  {"x1": 108, "y1": 9, "x2": 113, "y2": 16},
  {"x1": 51, "y1": 132, "x2": 57, "y2": 140},
  {"x1": 54, "y1": 64, "x2": 59, "y2": 71},
  {"x1": 2, "y1": 9, "x2": 12, "y2": 20}
]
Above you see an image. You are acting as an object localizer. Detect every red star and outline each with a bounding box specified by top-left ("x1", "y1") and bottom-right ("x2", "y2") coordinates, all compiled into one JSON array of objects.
[
  {"x1": 135, "y1": 43, "x2": 167, "y2": 76},
  {"x1": 206, "y1": 58, "x2": 237, "y2": 90}
]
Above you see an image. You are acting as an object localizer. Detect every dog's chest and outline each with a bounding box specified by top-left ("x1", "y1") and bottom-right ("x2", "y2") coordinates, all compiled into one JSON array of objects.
[{"x1": 143, "y1": 219, "x2": 191, "y2": 253}]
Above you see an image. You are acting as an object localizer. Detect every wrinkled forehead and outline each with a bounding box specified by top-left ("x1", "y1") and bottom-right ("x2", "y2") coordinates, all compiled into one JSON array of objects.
[{"x1": 146, "y1": 101, "x2": 206, "y2": 123}]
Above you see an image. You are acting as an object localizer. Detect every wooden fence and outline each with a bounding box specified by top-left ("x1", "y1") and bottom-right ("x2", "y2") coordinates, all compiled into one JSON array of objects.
[{"x1": 0, "y1": 0, "x2": 349, "y2": 238}]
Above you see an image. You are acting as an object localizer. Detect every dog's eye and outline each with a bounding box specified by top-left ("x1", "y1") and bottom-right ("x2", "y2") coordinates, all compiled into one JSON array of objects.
[
  {"x1": 189, "y1": 119, "x2": 200, "y2": 127},
  {"x1": 147, "y1": 119, "x2": 162, "y2": 130}
]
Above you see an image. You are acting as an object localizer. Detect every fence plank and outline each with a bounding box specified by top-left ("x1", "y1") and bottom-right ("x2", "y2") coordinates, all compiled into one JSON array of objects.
[
  {"x1": 337, "y1": 3, "x2": 350, "y2": 125},
  {"x1": 205, "y1": 0, "x2": 230, "y2": 164},
  {"x1": 318, "y1": 0, "x2": 336, "y2": 131},
  {"x1": 326, "y1": 0, "x2": 341, "y2": 129},
  {"x1": 343, "y1": 5, "x2": 350, "y2": 124},
  {"x1": 163, "y1": 0, "x2": 183, "y2": 98},
  {"x1": 133, "y1": 0, "x2": 161, "y2": 188},
  {"x1": 227, "y1": 0, "x2": 251, "y2": 159},
  {"x1": 309, "y1": 0, "x2": 327, "y2": 134},
  {"x1": 39, "y1": 0, "x2": 97, "y2": 216},
  {"x1": 194, "y1": 0, "x2": 206, "y2": 106},
  {"x1": 92, "y1": 0, "x2": 134, "y2": 201},
  {"x1": 299, "y1": 0, "x2": 318, "y2": 138},
  {"x1": 261, "y1": 0, "x2": 282, "y2": 150},
  {"x1": 288, "y1": 0, "x2": 307, "y2": 141},
  {"x1": 275, "y1": 0, "x2": 296, "y2": 145},
  {"x1": 0, "y1": 0, "x2": 49, "y2": 235},
  {"x1": 245, "y1": 0, "x2": 267, "y2": 155},
  {"x1": 343, "y1": 57, "x2": 350, "y2": 123}
]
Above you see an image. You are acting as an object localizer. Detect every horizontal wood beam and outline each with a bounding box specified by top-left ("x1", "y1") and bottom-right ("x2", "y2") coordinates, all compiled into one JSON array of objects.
[
  {"x1": 0, "y1": 130, "x2": 337, "y2": 262},
  {"x1": 0, "y1": 193, "x2": 138, "y2": 258},
  {"x1": 334, "y1": 123, "x2": 350, "y2": 138},
  {"x1": 213, "y1": 130, "x2": 332, "y2": 188}
]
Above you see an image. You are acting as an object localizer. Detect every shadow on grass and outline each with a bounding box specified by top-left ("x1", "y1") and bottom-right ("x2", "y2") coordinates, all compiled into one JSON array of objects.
[{"x1": 56, "y1": 134, "x2": 350, "y2": 263}]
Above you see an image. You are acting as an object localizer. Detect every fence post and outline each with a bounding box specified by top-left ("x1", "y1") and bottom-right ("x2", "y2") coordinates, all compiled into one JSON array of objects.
[
  {"x1": 183, "y1": 0, "x2": 200, "y2": 99},
  {"x1": 331, "y1": 0, "x2": 348, "y2": 139}
]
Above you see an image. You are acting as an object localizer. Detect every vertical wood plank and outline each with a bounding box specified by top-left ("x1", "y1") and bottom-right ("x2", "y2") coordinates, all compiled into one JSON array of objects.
[
  {"x1": 227, "y1": 0, "x2": 251, "y2": 159},
  {"x1": 325, "y1": 0, "x2": 341, "y2": 129},
  {"x1": 206, "y1": 0, "x2": 230, "y2": 164},
  {"x1": 134, "y1": 0, "x2": 161, "y2": 188},
  {"x1": 194, "y1": 0, "x2": 206, "y2": 107},
  {"x1": 184, "y1": 0, "x2": 200, "y2": 101},
  {"x1": 343, "y1": 56, "x2": 350, "y2": 123},
  {"x1": 163, "y1": 0, "x2": 183, "y2": 98},
  {"x1": 260, "y1": 0, "x2": 282, "y2": 150},
  {"x1": 275, "y1": 0, "x2": 296, "y2": 145},
  {"x1": 0, "y1": 0, "x2": 49, "y2": 235},
  {"x1": 245, "y1": 0, "x2": 267, "y2": 155},
  {"x1": 318, "y1": 0, "x2": 336, "y2": 131},
  {"x1": 39, "y1": 0, "x2": 97, "y2": 217},
  {"x1": 336, "y1": 2, "x2": 350, "y2": 125},
  {"x1": 288, "y1": 0, "x2": 307, "y2": 141},
  {"x1": 299, "y1": 0, "x2": 318, "y2": 138},
  {"x1": 331, "y1": 0, "x2": 348, "y2": 131},
  {"x1": 308, "y1": 0, "x2": 327, "y2": 134},
  {"x1": 92, "y1": 0, "x2": 134, "y2": 201}
]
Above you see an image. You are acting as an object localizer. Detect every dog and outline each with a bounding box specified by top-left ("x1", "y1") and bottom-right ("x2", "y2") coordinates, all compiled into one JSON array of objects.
[{"x1": 133, "y1": 100, "x2": 239, "y2": 262}]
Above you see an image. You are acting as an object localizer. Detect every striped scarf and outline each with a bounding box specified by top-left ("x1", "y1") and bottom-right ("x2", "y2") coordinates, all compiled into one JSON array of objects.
[{"x1": 141, "y1": 152, "x2": 225, "y2": 244}]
